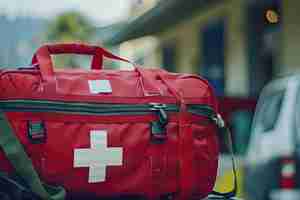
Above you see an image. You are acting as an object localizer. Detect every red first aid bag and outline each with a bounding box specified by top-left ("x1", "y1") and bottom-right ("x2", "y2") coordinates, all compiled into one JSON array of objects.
[{"x1": 0, "y1": 43, "x2": 223, "y2": 200}]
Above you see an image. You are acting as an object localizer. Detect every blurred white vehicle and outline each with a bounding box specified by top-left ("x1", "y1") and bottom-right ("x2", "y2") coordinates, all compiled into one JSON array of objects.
[{"x1": 244, "y1": 75, "x2": 300, "y2": 200}]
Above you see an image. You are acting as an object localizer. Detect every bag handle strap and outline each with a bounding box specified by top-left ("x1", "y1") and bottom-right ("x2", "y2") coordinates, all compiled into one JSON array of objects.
[
  {"x1": 31, "y1": 43, "x2": 134, "y2": 81},
  {"x1": 157, "y1": 70, "x2": 239, "y2": 200},
  {"x1": 31, "y1": 43, "x2": 104, "y2": 70},
  {"x1": 31, "y1": 43, "x2": 163, "y2": 96},
  {"x1": 156, "y1": 72, "x2": 194, "y2": 200},
  {"x1": 0, "y1": 111, "x2": 66, "y2": 200}
]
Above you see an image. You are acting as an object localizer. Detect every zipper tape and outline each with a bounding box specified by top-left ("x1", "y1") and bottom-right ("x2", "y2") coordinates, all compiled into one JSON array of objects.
[{"x1": 0, "y1": 100, "x2": 217, "y2": 120}]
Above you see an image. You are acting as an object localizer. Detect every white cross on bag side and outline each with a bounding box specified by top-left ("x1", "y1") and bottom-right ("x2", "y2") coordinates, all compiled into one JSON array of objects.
[{"x1": 74, "y1": 130, "x2": 123, "y2": 183}]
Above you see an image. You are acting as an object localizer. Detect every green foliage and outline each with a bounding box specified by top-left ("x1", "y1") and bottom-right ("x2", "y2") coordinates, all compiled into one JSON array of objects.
[
  {"x1": 47, "y1": 11, "x2": 94, "y2": 42},
  {"x1": 46, "y1": 11, "x2": 95, "y2": 68}
]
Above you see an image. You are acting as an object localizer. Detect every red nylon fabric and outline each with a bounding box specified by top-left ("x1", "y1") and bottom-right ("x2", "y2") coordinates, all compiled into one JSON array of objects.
[{"x1": 0, "y1": 43, "x2": 219, "y2": 199}]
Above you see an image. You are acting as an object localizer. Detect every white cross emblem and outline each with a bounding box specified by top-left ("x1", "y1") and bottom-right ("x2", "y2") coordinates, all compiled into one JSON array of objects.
[{"x1": 74, "y1": 130, "x2": 123, "y2": 183}]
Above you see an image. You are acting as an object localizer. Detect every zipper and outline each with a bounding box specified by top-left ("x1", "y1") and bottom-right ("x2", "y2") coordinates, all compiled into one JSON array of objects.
[
  {"x1": 188, "y1": 105, "x2": 225, "y2": 128},
  {"x1": 0, "y1": 100, "x2": 178, "y2": 116},
  {"x1": 0, "y1": 100, "x2": 217, "y2": 119},
  {"x1": 0, "y1": 100, "x2": 222, "y2": 142}
]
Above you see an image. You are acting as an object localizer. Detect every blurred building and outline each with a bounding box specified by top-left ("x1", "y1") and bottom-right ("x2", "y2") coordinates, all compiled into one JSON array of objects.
[
  {"x1": 0, "y1": 15, "x2": 47, "y2": 68},
  {"x1": 129, "y1": 0, "x2": 160, "y2": 18},
  {"x1": 105, "y1": 0, "x2": 298, "y2": 97}
]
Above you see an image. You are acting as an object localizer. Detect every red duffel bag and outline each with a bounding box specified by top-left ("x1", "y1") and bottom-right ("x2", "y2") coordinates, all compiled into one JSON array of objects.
[{"x1": 0, "y1": 43, "x2": 228, "y2": 200}]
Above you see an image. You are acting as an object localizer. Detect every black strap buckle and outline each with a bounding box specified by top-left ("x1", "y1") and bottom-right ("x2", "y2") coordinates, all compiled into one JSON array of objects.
[
  {"x1": 27, "y1": 121, "x2": 46, "y2": 144},
  {"x1": 150, "y1": 104, "x2": 168, "y2": 143}
]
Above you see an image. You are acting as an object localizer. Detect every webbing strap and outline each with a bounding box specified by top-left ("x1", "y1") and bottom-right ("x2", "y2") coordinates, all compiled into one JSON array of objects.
[
  {"x1": 210, "y1": 125, "x2": 238, "y2": 199},
  {"x1": 158, "y1": 70, "x2": 239, "y2": 200},
  {"x1": 157, "y1": 72, "x2": 193, "y2": 200},
  {"x1": 0, "y1": 111, "x2": 66, "y2": 200}
]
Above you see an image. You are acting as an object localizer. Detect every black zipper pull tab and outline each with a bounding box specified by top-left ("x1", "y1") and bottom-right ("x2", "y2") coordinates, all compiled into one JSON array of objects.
[{"x1": 150, "y1": 103, "x2": 168, "y2": 143}]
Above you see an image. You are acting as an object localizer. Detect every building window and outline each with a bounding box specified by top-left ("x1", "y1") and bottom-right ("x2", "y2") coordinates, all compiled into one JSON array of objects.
[
  {"x1": 200, "y1": 19, "x2": 225, "y2": 96},
  {"x1": 162, "y1": 42, "x2": 176, "y2": 72},
  {"x1": 247, "y1": 0, "x2": 281, "y2": 97}
]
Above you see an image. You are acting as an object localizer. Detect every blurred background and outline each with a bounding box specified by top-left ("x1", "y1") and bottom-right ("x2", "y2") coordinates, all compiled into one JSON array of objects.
[{"x1": 0, "y1": 0, "x2": 299, "y2": 199}]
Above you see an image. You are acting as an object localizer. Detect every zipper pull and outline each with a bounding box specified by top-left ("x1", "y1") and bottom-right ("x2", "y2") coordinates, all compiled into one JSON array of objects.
[
  {"x1": 150, "y1": 103, "x2": 168, "y2": 143},
  {"x1": 213, "y1": 113, "x2": 228, "y2": 137},
  {"x1": 151, "y1": 103, "x2": 168, "y2": 125},
  {"x1": 214, "y1": 113, "x2": 225, "y2": 129}
]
